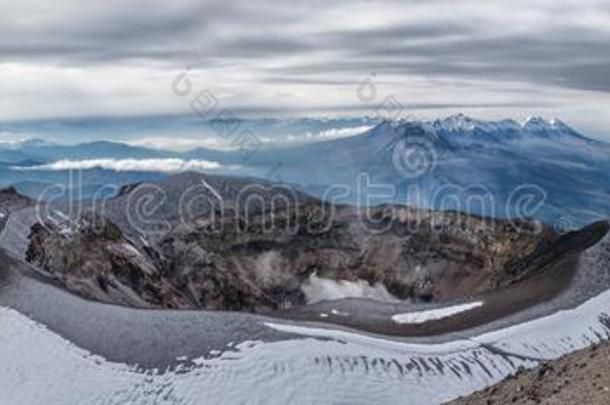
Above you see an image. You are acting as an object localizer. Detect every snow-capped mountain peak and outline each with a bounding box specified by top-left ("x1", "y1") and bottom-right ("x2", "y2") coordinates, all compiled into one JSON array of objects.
[
  {"x1": 548, "y1": 118, "x2": 576, "y2": 132},
  {"x1": 434, "y1": 113, "x2": 478, "y2": 131},
  {"x1": 362, "y1": 114, "x2": 585, "y2": 143},
  {"x1": 376, "y1": 114, "x2": 582, "y2": 141},
  {"x1": 358, "y1": 114, "x2": 588, "y2": 155},
  {"x1": 521, "y1": 116, "x2": 580, "y2": 138},
  {"x1": 522, "y1": 116, "x2": 552, "y2": 130},
  {"x1": 430, "y1": 114, "x2": 522, "y2": 134}
]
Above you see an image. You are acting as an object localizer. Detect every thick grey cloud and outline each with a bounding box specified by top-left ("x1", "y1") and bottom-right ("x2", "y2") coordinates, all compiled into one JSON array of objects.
[
  {"x1": 267, "y1": 23, "x2": 610, "y2": 93},
  {"x1": 1, "y1": 0, "x2": 610, "y2": 140}
]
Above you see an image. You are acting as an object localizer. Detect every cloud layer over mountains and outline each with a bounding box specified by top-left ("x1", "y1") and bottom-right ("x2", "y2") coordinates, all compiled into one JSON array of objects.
[{"x1": 1, "y1": 1, "x2": 610, "y2": 140}]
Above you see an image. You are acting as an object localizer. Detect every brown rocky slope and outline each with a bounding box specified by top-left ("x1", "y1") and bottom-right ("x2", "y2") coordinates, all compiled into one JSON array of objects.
[
  {"x1": 447, "y1": 339, "x2": 610, "y2": 405},
  {"x1": 23, "y1": 173, "x2": 563, "y2": 313}
]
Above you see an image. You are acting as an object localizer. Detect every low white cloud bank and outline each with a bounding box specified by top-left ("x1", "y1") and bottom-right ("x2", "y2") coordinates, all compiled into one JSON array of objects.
[
  {"x1": 391, "y1": 301, "x2": 483, "y2": 324},
  {"x1": 128, "y1": 125, "x2": 375, "y2": 151},
  {"x1": 302, "y1": 273, "x2": 400, "y2": 304},
  {"x1": 127, "y1": 137, "x2": 233, "y2": 151},
  {"x1": 16, "y1": 158, "x2": 236, "y2": 173},
  {"x1": 283, "y1": 125, "x2": 374, "y2": 143}
]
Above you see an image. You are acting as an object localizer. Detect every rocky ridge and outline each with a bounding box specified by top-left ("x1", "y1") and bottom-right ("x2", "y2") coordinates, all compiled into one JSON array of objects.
[
  {"x1": 24, "y1": 173, "x2": 562, "y2": 312},
  {"x1": 448, "y1": 339, "x2": 610, "y2": 405}
]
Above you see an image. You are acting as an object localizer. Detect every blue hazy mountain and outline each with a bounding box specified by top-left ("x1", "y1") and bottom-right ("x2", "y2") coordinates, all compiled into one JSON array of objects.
[
  {"x1": 245, "y1": 115, "x2": 610, "y2": 227},
  {"x1": 0, "y1": 115, "x2": 377, "y2": 146},
  {"x1": 0, "y1": 114, "x2": 608, "y2": 227}
]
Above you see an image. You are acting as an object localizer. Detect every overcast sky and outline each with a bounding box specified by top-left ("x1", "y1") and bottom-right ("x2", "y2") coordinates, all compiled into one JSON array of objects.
[{"x1": 1, "y1": 0, "x2": 610, "y2": 140}]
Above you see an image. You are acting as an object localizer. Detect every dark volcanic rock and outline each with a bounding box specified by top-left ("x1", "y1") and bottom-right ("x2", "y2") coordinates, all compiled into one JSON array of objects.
[
  {"x1": 26, "y1": 214, "x2": 192, "y2": 309},
  {"x1": 23, "y1": 173, "x2": 562, "y2": 313},
  {"x1": 0, "y1": 186, "x2": 34, "y2": 230}
]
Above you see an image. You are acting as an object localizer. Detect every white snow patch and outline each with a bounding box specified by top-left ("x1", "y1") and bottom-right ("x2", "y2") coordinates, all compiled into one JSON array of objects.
[
  {"x1": 121, "y1": 243, "x2": 143, "y2": 257},
  {"x1": 0, "y1": 306, "x2": 502, "y2": 405},
  {"x1": 50, "y1": 210, "x2": 77, "y2": 236},
  {"x1": 138, "y1": 236, "x2": 150, "y2": 247},
  {"x1": 301, "y1": 273, "x2": 400, "y2": 304},
  {"x1": 391, "y1": 301, "x2": 483, "y2": 324},
  {"x1": 1, "y1": 286, "x2": 610, "y2": 405},
  {"x1": 330, "y1": 309, "x2": 349, "y2": 317}
]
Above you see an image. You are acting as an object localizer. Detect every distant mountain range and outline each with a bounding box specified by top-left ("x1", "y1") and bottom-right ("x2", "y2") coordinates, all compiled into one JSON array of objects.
[
  {"x1": 244, "y1": 115, "x2": 610, "y2": 227},
  {"x1": 1, "y1": 115, "x2": 608, "y2": 226}
]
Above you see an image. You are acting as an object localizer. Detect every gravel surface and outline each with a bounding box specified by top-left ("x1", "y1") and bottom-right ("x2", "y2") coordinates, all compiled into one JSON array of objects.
[{"x1": 448, "y1": 340, "x2": 610, "y2": 404}]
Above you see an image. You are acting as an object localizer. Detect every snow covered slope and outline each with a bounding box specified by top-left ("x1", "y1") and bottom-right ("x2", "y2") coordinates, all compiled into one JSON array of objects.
[
  {"x1": 0, "y1": 287, "x2": 609, "y2": 404},
  {"x1": 0, "y1": 220, "x2": 608, "y2": 404}
]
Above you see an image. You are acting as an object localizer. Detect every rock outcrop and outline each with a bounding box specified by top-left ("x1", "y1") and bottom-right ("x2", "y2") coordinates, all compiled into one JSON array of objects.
[
  {"x1": 24, "y1": 173, "x2": 562, "y2": 312},
  {"x1": 26, "y1": 215, "x2": 192, "y2": 308},
  {"x1": 0, "y1": 187, "x2": 33, "y2": 230},
  {"x1": 448, "y1": 340, "x2": 610, "y2": 405}
]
